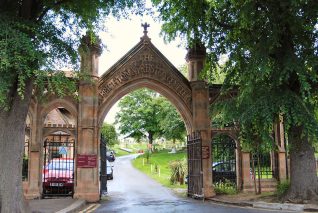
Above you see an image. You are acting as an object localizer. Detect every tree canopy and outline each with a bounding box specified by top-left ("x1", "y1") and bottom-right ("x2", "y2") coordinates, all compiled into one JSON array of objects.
[
  {"x1": 101, "y1": 123, "x2": 119, "y2": 147},
  {"x1": 115, "y1": 89, "x2": 162, "y2": 144},
  {"x1": 153, "y1": 0, "x2": 318, "y2": 201},
  {"x1": 115, "y1": 88, "x2": 186, "y2": 145},
  {"x1": 159, "y1": 96, "x2": 186, "y2": 143},
  {"x1": 0, "y1": 0, "x2": 145, "y2": 108},
  {"x1": 0, "y1": 1, "x2": 145, "y2": 212}
]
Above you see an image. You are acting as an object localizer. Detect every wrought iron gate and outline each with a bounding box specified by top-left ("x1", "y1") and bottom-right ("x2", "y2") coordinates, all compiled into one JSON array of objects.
[
  {"x1": 100, "y1": 134, "x2": 107, "y2": 196},
  {"x1": 187, "y1": 131, "x2": 203, "y2": 198},
  {"x1": 212, "y1": 134, "x2": 237, "y2": 185},
  {"x1": 42, "y1": 134, "x2": 75, "y2": 197}
]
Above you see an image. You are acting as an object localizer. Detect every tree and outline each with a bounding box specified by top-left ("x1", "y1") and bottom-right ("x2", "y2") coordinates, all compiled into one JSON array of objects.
[
  {"x1": 115, "y1": 89, "x2": 163, "y2": 146},
  {"x1": 178, "y1": 64, "x2": 188, "y2": 79},
  {"x1": 0, "y1": 1, "x2": 144, "y2": 212},
  {"x1": 115, "y1": 89, "x2": 186, "y2": 151},
  {"x1": 159, "y1": 96, "x2": 186, "y2": 144},
  {"x1": 153, "y1": 0, "x2": 318, "y2": 202},
  {"x1": 101, "y1": 123, "x2": 119, "y2": 147}
]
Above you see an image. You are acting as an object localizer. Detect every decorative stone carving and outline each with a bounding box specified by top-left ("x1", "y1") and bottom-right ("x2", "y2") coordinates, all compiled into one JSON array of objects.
[{"x1": 99, "y1": 45, "x2": 192, "y2": 110}]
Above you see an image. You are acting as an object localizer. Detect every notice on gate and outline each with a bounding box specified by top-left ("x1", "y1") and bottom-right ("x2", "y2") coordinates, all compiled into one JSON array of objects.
[
  {"x1": 202, "y1": 146, "x2": 210, "y2": 159},
  {"x1": 77, "y1": 154, "x2": 97, "y2": 168}
]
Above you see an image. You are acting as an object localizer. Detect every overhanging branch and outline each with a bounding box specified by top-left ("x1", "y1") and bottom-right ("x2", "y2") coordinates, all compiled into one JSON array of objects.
[{"x1": 37, "y1": 0, "x2": 71, "y2": 22}]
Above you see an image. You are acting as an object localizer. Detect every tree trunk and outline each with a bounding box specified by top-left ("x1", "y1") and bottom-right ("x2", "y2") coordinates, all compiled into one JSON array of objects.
[
  {"x1": 148, "y1": 132, "x2": 153, "y2": 145},
  {"x1": 148, "y1": 132, "x2": 153, "y2": 152},
  {"x1": 0, "y1": 80, "x2": 33, "y2": 213},
  {"x1": 285, "y1": 126, "x2": 318, "y2": 203}
]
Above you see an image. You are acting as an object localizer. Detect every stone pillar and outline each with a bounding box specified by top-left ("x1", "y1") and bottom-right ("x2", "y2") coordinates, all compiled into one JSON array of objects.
[
  {"x1": 25, "y1": 103, "x2": 41, "y2": 199},
  {"x1": 186, "y1": 43, "x2": 206, "y2": 81},
  {"x1": 74, "y1": 33, "x2": 102, "y2": 202},
  {"x1": 241, "y1": 152, "x2": 253, "y2": 191},
  {"x1": 273, "y1": 115, "x2": 287, "y2": 181},
  {"x1": 191, "y1": 81, "x2": 214, "y2": 198},
  {"x1": 235, "y1": 140, "x2": 243, "y2": 190},
  {"x1": 187, "y1": 43, "x2": 214, "y2": 198},
  {"x1": 278, "y1": 152, "x2": 287, "y2": 180}
]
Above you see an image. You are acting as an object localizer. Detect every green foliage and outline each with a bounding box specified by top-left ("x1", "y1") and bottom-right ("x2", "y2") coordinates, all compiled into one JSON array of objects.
[
  {"x1": 115, "y1": 88, "x2": 162, "y2": 143},
  {"x1": 169, "y1": 158, "x2": 187, "y2": 185},
  {"x1": 213, "y1": 180, "x2": 237, "y2": 195},
  {"x1": 0, "y1": 0, "x2": 146, "y2": 110},
  {"x1": 178, "y1": 64, "x2": 188, "y2": 79},
  {"x1": 277, "y1": 180, "x2": 290, "y2": 200},
  {"x1": 101, "y1": 123, "x2": 119, "y2": 147},
  {"x1": 154, "y1": 0, "x2": 318, "y2": 199},
  {"x1": 159, "y1": 96, "x2": 186, "y2": 143},
  {"x1": 132, "y1": 150, "x2": 187, "y2": 189},
  {"x1": 115, "y1": 88, "x2": 186, "y2": 144},
  {"x1": 112, "y1": 147, "x2": 131, "y2": 157},
  {"x1": 153, "y1": 0, "x2": 318, "y2": 139}
]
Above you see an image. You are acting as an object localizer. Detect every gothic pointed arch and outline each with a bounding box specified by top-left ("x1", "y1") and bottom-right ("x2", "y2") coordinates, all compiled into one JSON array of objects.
[
  {"x1": 40, "y1": 96, "x2": 78, "y2": 124},
  {"x1": 98, "y1": 36, "x2": 193, "y2": 132}
]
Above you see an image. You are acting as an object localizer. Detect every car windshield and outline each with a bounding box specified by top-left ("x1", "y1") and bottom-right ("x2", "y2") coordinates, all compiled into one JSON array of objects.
[{"x1": 46, "y1": 160, "x2": 74, "y2": 171}]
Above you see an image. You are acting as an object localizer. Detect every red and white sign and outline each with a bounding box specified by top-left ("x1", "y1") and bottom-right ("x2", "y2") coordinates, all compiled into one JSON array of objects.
[
  {"x1": 77, "y1": 154, "x2": 97, "y2": 168},
  {"x1": 202, "y1": 146, "x2": 210, "y2": 159}
]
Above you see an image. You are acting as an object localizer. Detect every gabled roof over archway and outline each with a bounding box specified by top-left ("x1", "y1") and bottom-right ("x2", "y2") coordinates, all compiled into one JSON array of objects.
[{"x1": 98, "y1": 34, "x2": 193, "y2": 132}]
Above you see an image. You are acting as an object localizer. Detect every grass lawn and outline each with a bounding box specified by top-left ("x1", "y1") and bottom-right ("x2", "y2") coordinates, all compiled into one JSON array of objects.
[
  {"x1": 113, "y1": 147, "x2": 132, "y2": 157},
  {"x1": 132, "y1": 150, "x2": 187, "y2": 189},
  {"x1": 111, "y1": 144, "x2": 135, "y2": 157}
]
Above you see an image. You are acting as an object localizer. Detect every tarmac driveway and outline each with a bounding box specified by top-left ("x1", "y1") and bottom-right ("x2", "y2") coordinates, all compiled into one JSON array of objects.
[{"x1": 95, "y1": 154, "x2": 293, "y2": 213}]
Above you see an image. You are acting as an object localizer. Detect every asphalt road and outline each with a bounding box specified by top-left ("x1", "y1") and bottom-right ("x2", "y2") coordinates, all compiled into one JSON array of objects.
[{"x1": 95, "y1": 154, "x2": 291, "y2": 213}]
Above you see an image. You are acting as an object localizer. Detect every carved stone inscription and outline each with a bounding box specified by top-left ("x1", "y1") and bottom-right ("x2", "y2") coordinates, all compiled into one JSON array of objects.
[{"x1": 99, "y1": 47, "x2": 192, "y2": 108}]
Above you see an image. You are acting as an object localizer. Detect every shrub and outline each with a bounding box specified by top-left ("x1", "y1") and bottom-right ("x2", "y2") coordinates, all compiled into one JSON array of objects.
[
  {"x1": 169, "y1": 158, "x2": 187, "y2": 185},
  {"x1": 213, "y1": 179, "x2": 237, "y2": 195},
  {"x1": 277, "y1": 180, "x2": 290, "y2": 199}
]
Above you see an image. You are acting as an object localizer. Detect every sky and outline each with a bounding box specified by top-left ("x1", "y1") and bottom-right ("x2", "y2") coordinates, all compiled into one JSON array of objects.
[{"x1": 99, "y1": 14, "x2": 187, "y2": 124}]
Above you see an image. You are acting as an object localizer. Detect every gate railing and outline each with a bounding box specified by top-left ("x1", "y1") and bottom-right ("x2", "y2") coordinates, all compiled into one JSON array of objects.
[
  {"x1": 22, "y1": 139, "x2": 30, "y2": 181},
  {"x1": 100, "y1": 134, "x2": 107, "y2": 196},
  {"x1": 42, "y1": 135, "x2": 75, "y2": 197},
  {"x1": 211, "y1": 134, "x2": 237, "y2": 186},
  {"x1": 187, "y1": 131, "x2": 203, "y2": 198},
  {"x1": 251, "y1": 152, "x2": 277, "y2": 180}
]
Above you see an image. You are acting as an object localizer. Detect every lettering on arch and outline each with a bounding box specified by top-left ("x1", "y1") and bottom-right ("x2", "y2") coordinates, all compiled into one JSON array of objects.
[{"x1": 98, "y1": 47, "x2": 192, "y2": 109}]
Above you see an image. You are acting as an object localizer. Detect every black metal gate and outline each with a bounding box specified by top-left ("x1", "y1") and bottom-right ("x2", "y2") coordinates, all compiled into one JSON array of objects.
[
  {"x1": 42, "y1": 134, "x2": 75, "y2": 197},
  {"x1": 187, "y1": 131, "x2": 203, "y2": 198},
  {"x1": 100, "y1": 134, "x2": 107, "y2": 196},
  {"x1": 212, "y1": 134, "x2": 237, "y2": 185}
]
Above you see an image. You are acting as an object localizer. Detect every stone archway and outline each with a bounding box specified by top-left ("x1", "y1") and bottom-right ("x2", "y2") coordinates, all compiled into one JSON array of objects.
[
  {"x1": 99, "y1": 79, "x2": 193, "y2": 133},
  {"x1": 98, "y1": 35, "x2": 193, "y2": 132},
  {"x1": 25, "y1": 30, "x2": 213, "y2": 201}
]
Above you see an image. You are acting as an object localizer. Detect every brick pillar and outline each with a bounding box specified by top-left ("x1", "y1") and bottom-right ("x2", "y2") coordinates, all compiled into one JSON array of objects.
[{"x1": 74, "y1": 33, "x2": 102, "y2": 202}]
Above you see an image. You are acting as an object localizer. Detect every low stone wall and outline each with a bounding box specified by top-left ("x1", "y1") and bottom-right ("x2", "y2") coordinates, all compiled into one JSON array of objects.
[
  {"x1": 23, "y1": 181, "x2": 28, "y2": 197},
  {"x1": 243, "y1": 178, "x2": 277, "y2": 193}
]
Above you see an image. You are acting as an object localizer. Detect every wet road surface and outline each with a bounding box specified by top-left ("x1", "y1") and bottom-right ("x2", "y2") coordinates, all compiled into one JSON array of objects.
[{"x1": 95, "y1": 154, "x2": 291, "y2": 213}]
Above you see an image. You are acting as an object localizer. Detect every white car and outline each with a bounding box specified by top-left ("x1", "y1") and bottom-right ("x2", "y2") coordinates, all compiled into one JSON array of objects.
[{"x1": 107, "y1": 160, "x2": 113, "y2": 180}]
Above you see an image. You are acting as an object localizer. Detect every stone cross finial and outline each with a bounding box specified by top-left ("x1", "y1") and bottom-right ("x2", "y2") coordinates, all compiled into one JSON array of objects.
[{"x1": 141, "y1": 22, "x2": 150, "y2": 36}]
